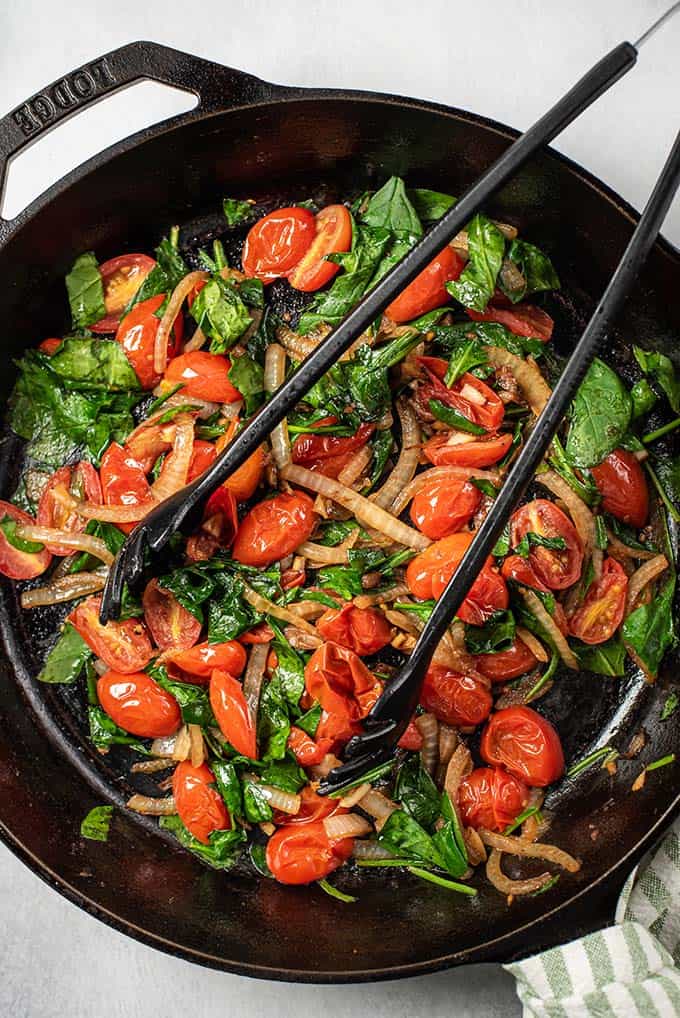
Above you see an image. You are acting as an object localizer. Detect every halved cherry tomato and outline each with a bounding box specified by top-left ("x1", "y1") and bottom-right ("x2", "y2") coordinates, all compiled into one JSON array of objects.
[
  {"x1": 481, "y1": 705, "x2": 564, "y2": 787},
  {"x1": 458, "y1": 766, "x2": 530, "y2": 832},
  {"x1": 292, "y1": 422, "x2": 374, "y2": 480},
  {"x1": 164, "y1": 640, "x2": 247, "y2": 682},
  {"x1": 142, "y1": 578, "x2": 201, "y2": 652},
  {"x1": 500, "y1": 554, "x2": 549, "y2": 592},
  {"x1": 591, "y1": 447, "x2": 649, "y2": 528},
  {"x1": 173, "y1": 761, "x2": 230, "y2": 844},
  {"x1": 410, "y1": 476, "x2": 482, "y2": 540},
  {"x1": 0, "y1": 501, "x2": 52, "y2": 580},
  {"x1": 232, "y1": 491, "x2": 316, "y2": 567},
  {"x1": 273, "y1": 784, "x2": 343, "y2": 826},
  {"x1": 239, "y1": 622, "x2": 275, "y2": 644},
  {"x1": 97, "y1": 669, "x2": 180, "y2": 738},
  {"x1": 467, "y1": 303, "x2": 553, "y2": 341},
  {"x1": 186, "y1": 487, "x2": 238, "y2": 562},
  {"x1": 69, "y1": 596, "x2": 153, "y2": 673},
  {"x1": 316, "y1": 603, "x2": 392, "y2": 655},
  {"x1": 36, "y1": 462, "x2": 102, "y2": 556},
  {"x1": 406, "y1": 532, "x2": 508, "y2": 625},
  {"x1": 99, "y1": 442, "x2": 152, "y2": 535},
  {"x1": 304, "y1": 642, "x2": 382, "y2": 723},
  {"x1": 38, "y1": 337, "x2": 62, "y2": 355},
  {"x1": 287, "y1": 726, "x2": 329, "y2": 767},
  {"x1": 386, "y1": 246, "x2": 465, "y2": 323},
  {"x1": 420, "y1": 664, "x2": 492, "y2": 727},
  {"x1": 567, "y1": 557, "x2": 628, "y2": 645},
  {"x1": 398, "y1": 718, "x2": 423, "y2": 751},
  {"x1": 475, "y1": 637, "x2": 538, "y2": 683},
  {"x1": 266, "y1": 819, "x2": 354, "y2": 885},
  {"x1": 116, "y1": 293, "x2": 183, "y2": 389},
  {"x1": 209, "y1": 668, "x2": 257, "y2": 758},
  {"x1": 315, "y1": 707, "x2": 357, "y2": 750},
  {"x1": 423, "y1": 431, "x2": 513, "y2": 468},
  {"x1": 510, "y1": 499, "x2": 583, "y2": 590},
  {"x1": 418, "y1": 358, "x2": 505, "y2": 432},
  {"x1": 215, "y1": 418, "x2": 265, "y2": 502},
  {"x1": 163, "y1": 351, "x2": 241, "y2": 404},
  {"x1": 241, "y1": 207, "x2": 316, "y2": 283},
  {"x1": 288, "y1": 205, "x2": 353, "y2": 292},
  {"x1": 92, "y1": 254, "x2": 155, "y2": 333},
  {"x1": 125, "y1": 422, "x2": 175, "y2": 473}
]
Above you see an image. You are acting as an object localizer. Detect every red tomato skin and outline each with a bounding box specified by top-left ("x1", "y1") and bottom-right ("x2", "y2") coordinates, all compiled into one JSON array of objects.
[
  {"x1": 163, "y1": 351, "x2": 241, "y2": 403},
  {"x1": 420, "y1": 665, "x2": 492, "y2": 727},
  {"x1": 386, "y1": 247, "x2": 465, "y2": 323},
  {"x1": 467, "y1": 304, "x2": 553, "y2": 341},
  {"x1": 184, "y1": 439, "x2": 217, "y2": 483},
  {"x1": 481, "y1": 706, "x2": 564, "y2": 787},
  {"x1": 316, "y1": 603, "x2": 392, "y2": 655},
  {"x1": 164, "y1": 640, "x2": 246, "y2": 682},
  {"x1": 215, "y1": 418, "x2": 265, "y2": 502},
  {"x1": 410, "y1": 476, "x2": 482, "y2": 539},
  {"x1": 99, "y1": 441, "x2": 152, "y2": 535},
  {"x1": 501, "y1": 554, "x2": 550, "y2": 592},
  {"x1": 591, "y1": 448, "x2": 649, "y2": 528},
  {"x1": 287, "y1": 726, "x2": 328, "y2": 766},
  {"x1": 510, "y1": 499, "x2": 583, "y2": 590},
  {"x1": 242, "y1": 207, "x2": 316, "y2": 283},
  {"x1": 304, "y1": 642, "x2": 381, "y2": 723},
  {"x1": 232, "y1": 491, "x2": 316, "y2": 567},
  {"x1": 142, "y1": 578, "x2": 201, "y2": 652},
  {"x1": 273, "y1": 784, "x2": 343, "y2": 826},
  {"x1": 239, "y1": 622, "x2": 275, "y2": 645},
  {"x1": 116, "y1": 293, "x2": 182, "y2": 390},
  {"x1": 36, "y1": 463, "x2": 102, "y2": 556},
  {"x1": 458, "y1": 766, "x2": 530, "y2": 831},
  {"x1": 173, "y1": 761, "x2": 230, "y2": 845},
  {"x1": 567, "y1": 557, "x2": 628, "y2": 645},
  {"x1": 92, "y1": 254, "x2": 156, "y2": 333},
  {"x1": 292, "y1": 423, "x2": 374, "y2": 480},
  {"x1": 418, "y1": 360, "x2": 505, "y2": 431},
  {"x1": 0, "y1": 501, "x2": 52, "y2": 579},
  {"x1": 406, "y1": 532, "x2": 508, "y2": 624},
  {"x1": 423, "y1": 431, "x2": 513, "y2": 468},
  {"x1": 397, "y1": 718, "x2": 424, "y2": 750},
  {"x1": 266, "y1": 820, "x2": 354, "y2": 884},
  {"x1": 69, "y1": 596, "x2": 153, "y2": 674},
  {"x1": 186, "y1": 487, "x2": 238, "y2": 562},
  {"x1": 475, "y1": 638, "x2": 538, "y2": 682},
  {"x1": 288, "y1": 205, "x2": 353, "y2": 292},
  {"x1": 209, "y1": 668, "x2": 257, "y2": 758},
  {"x1": 39, "y1": 337, "x2": 62, "y2": 355},
  {"x1": 97, "y1": 669, "x2": 181, "y2": 738}
]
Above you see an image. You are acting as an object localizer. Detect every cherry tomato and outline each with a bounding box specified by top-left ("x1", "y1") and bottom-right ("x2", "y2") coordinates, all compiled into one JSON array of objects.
[
  {"x1": 315, "y1": 707, "x2": 357, "y2": 751},
  {"x1": 406, "y1": 532, "x2": 508, "y2": 625},
  {"x1": 97, "y1": 669, "x2": 180, "y2": 738},
  {"x1": 209, "y1": 668, "x2": 257, "y2": 758},
  {"x1": 567, "y1": 557, "x2": 628, "y2": 645},
  {"x1": 116, "y1": 293, "x2": 183, "y2": 390},
  {"x1": 287, "y1": 726, "x2": 329, "y2": 766},
  {"x1": 0, "y1": 501, "x2": 51, "y2": 580},
  {"x1": 591, "y1": 447, "x2": 649, "y2": 528},
  {"x1": 215, "y1": 418, "x2": 264, "y2": 501},
  {"x1": 458, "y1": 766, "x2": 530, "y2": 831},
  {"x1": 232, "y1": 491, "x2": 316, "y2": 567},
  {"x1": 91, "y1": 254, "x2": 155, "y2": 333},
  {"x1": 467, "y1": 303, "x2": 553, "y2": 341},
  {"x1": 163, "y1": 351, "x2": 241, "y2": 404},
  {"x1": 304, "y1": 641, "x2": 382, "y2": 722},
  {"x1": 36, "y1": 462, "x2": 102, "y2": 556},
  {"x1": 410, "y1": 476, "x2": 482, "y2": 540},
  {"x1": 501, "y1": 554, "x2": 549, "y2": 592},
  {"x1": 125, "y1": 422, "x2": 176, "y2": 473},
  {"x1": 39, "y1": 337, "x2": 62, "y2": 355},
  {"x1": 510, "y1": 499, "x2": 583, "y2": 590},
  {"x1": 239, "y1": 622, "x2": 275, "y2": 645},
  {"x1": 418, "y1": 358, "x2": 505, "y2": 431},
  {"x1": 481, "y1": 705, "x2": 564, "y2": 787},
  {"x1": 173, "y1": 761, "x2": 230, "y2": 845},
  {"x1": 420, "y1": 664, "x2": 492, "y2": 727},
  {"x1": 423, "y1": 431, "x2": 513, "y2": 468},
  {"x1": 475, "y1": 637, "x2": 538, "y2": 683},
  {"x1": 292, "y1": 422, "x2": 374, "y2": 480},
  {"x1": 398, "y1": 718, "x2": 423, "y2": 750},
  {"x1": 288, "y1": 205, "x2": 353, "y2": 292},
  {"x1": 242, "y1": 207, "x2": 316, "y2": 283},
  {"x1": 164, "y1": 640, "x2": 247, "y2": 682},
  {"x1": 99, "y1": 442, "x2": 152, "y2": 535},
  {"x1": 142, "y1": 578, "x2": 201, "y2": 652},
  {"x1": 386, "y1": 246, "x2": 465, "y2": 323},
  {"x1": 316, "y1": 603, "x2": 392, "y2": 655},
  {"x1": 273, "y1": 784, "x2": 343, "y2": 826},
  {"x1": 266, "y1": 820, "x2": 354, "y2": 884},
  {"x1": 186, "y1": 487, "x2": 238, "y2": 562},
  {"x1": 69, "y1": 596, "x2": 153, "y2": 673}
]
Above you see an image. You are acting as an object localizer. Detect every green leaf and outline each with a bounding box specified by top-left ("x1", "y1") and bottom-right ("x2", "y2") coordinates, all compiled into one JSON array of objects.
[
  {"x1": 49, "y1": 336, "x2": 141, "y2": 391},
  {"x1": 633, "y1": 346, "x2": 680, "y2": 413},
  {"x1": 368, "y1": 428, "x2": 394, "y2": 489},
  {"x1": 239, "y1": 277, "x2": 265, "y2": 309},
  {"x1": 69, "y1": 520, "x2": 126, "y2": 574},
  {"x1": 271, "y1": 637, "x2": 306, "y2": 709},
  {"x1": 212, "y1": 760, "x2": 244, "y2": 818},
  {"x1": 661, "y1": 692, "x2": 679, "y2": 721},
  {"x1": 361, "y1": 177, "x2": 423, "y2": 237},
  {"x1": 317, "y1": 878, "x2": 357, "y2": 903},
  {"x1": 444, "y1": 339, "x2": 488, "y2": 386},
  {"x1": 317, "y1": 520, "x2": 361, "y2": 547},
  {"x1": 38, "y1": 624, "x2": 92, "y2": 684},
  {"x1": 208, "y1": 573, "x2": 258, "y2": 642},
  {"x1": 87, "y1": 706, "x2": 148, "y2": 754},
  {"x1": 191, "y1": 277, "x2": 252, "y2": 352},
  {"x1": 446, "y1": 215, "x2": 505, "y2": 312},
  {"x1": 566, "y1": 358, "x2": 632, "y2": 469},
  {"x1": 407, "y1": 188, "x2": 456, "y2": 222},
  {"x1": 431, "y1": 321, "x2": 545, "y2": 360},
  {"x1": 65, "y1": 252, "x2": 106, "y2": 328},
  {"x1": 258, "y1": 675, "x2": 291, "y2": 761},
  {"x1": 573, "y1": 635, "x2": 627, "y2": 676},
  {"x1": 129, "y1": 232, "x2": 188, "y2": 310},
  {"x1": 228, "y1": 355, "x2": 264, "y2": 415},
  {"x1": 432, "y1": 793, "x2": 468, "y2": 878},
  {"x1": 377, "y1": 810, "x2": 444, "y2": 868},
  {"x1": 631, "y1": 379, "x2": 658, "y2": 419},
  {"x1": 395, "y1": 755, "x2": 441, "y2": 831},
  {"x1": 295, "y1": 702, "x2": 322, "y2": 737},
  {"x1": 80, "y1": 805, "x2": 114, "y2": 842},
  {"x1": 0, "y1": 515, "x2": 44, "y2": 553},
  {"x1": 549, "y1": 436, "x2": 601, "y2": 507},
  {"x1": 249, "y1": 841, "x2": 273, "y2": 877},
  {"x1": 159, "y1": 815, "x2": 246, "y2": 869},
  {"x1": 502, "y1": 239, "x2": 560, "y2": 303},
  {"x1": 260, "y1": 758, "x2": 306, "y2": 793},
  {"x1": 223, "y1": 197, "x2": 255, "y2": 226},
  {"x1": 515, "y1": 531, "x2": 566, "y2": 559},
  {"x1": 156, "y1": 564, "x2": 216, "y2": 625},
  {"x1": 622, "y1": 574, "x2": 676, "y2": 678},
  {"x1": 465, "y1": 609, "x2": 516, "y2": 655},
  {"x1": 428, "y1": 399, "x2": 486, "y2": 434},
  {"x1": 156, "y1": 673, "x2": 216, "y2": 727},
  {"x1": 243, "y1": 779, "x2": 274, "y2": 822}
]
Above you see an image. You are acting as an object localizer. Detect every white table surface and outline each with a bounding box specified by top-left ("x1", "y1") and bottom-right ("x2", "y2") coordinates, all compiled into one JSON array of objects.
[{"x1": 1, "y1": 2, "x2": 678, "y2": 1015}]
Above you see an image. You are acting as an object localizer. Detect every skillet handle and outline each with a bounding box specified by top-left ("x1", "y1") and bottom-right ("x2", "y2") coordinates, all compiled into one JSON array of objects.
[{"x1": 0, "y1": 40, "x2": 280, "y2": 216}]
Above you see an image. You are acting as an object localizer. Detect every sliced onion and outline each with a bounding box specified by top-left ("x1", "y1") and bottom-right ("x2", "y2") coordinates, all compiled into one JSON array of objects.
[
  {"x1": 451, "y1": 220, "x2": 517, "y2": 253},
  {"x1": 479, "y1": 829, "x2": 580, "y2": 872},
  {"x1": 337, "y1": 445, "x2": 372, "y2": 488},
  {"x1": 626, "y1": 554, "x2": 669, "y2": 614},
  {"x1": 297, "y1": 529, "x2": 360, "y2": 565},
  {"x1": 415, "y1": 713, "x2": 439, "y2": 775},
  {"x1": 20, "y1": 570, "x2": 107, "y2": 608},
  {"x1": 339, "y1": 782, "x2": 371, "y2": 808},
  {"x1": 323, "y1": 812, "x2": 373, "y2": 840},
  {"x1": 537, "y1": 469, "x2": 598, "y2": 576},
  {"x1": 444, "y1": 743, "x2": 472, "y2": 806},
  {"x1": 153, "y1": 270, "x2": 208, "y2": 374},
  {"x1": 309, "y1": 753, "x2": 341, "y2": 779},
  {"x1": 242, "y1": 582, "x2": 318, "y2": 636},
  {"x1": 246, "y1": 777, "x2": 301, "y2": 815},
  {"x1": 14, "y1": 524, "x2": 115, "y2": 565},
  {"x1": 464, "y1": 826, "x2": 487, "y2": 866},
  {"x1": 76, "y1": 499, "x2": 158, "y2": 524},
  {"x1": 172, "y1": 725, "x2": 192, "y2": 762},
  {"x1": 150, "y1": 413, "x2": 195, "y2": 502},
  {"x1": 264, "y1": 344, "x2": 291, "y2": 469},
  {"x1": 449, "y1": 620, "x2": 491, "y2": 681},
  {"x1": 151, "y1": 734, "x2": 178, "y2": 757},
  {"x1": 606, "y1": 529, "x2": 657, "y2": 561},
  {"x1": 390, "y1": 465, "x2": 501, "y2": 517},
  {"x1": 188, "y1": 723, "x2": 205, "y2": 768},
  {"x1": 276, "y1": 324, "x2": 319, "y2": 361},
  {"x1": 127, "y1": 794, "x2": 177, "y2": 816},
  {"x1": 150, "y1": 390, "x2": 220, "y2": 419},
  {"x1": 131, "y1": 757, "x2": 174, "y2": 774},
  {"x1": 285, "y1": 599, "x2": 337, "y2": 619},
  {"x1": 281, "y1": 464, "x2": 429, "y2": 550},
  {"x1": 93, "y1": 658, "x2": 109, "y2": 676},
  {"x1": 183, "y1": 324, "x2": 207, "y2": 353},
  {"x1": 486, "y1": 849, "x2": 551, "y2": 896},
  {"x1": 436, "y1": 723, "x2": 459, "y2": 787},
  {"x1": 515, "y1": 626, "x2": 549, "y2": 664},
  {"x1": 372, "y1": 399, "x2": 419, "y2": 509},
  {"x1": 358, "y1": 788, "x2": 397, "y2": 821},
  {"x1": 354, "y1": 583, "x2": 410, "y2": 609},
  {"x1": 520, "y1": 587, "x2": 578, "y2": 670},
  {"x1": 283, "y1": 625, "x2": 323, "y2": 650},
  {"x1": 486, "y1": 347, "x2": 551, "y2": 415},
  {"x1": 243, "y1": 643, "x2": 267, "y2": 721}
]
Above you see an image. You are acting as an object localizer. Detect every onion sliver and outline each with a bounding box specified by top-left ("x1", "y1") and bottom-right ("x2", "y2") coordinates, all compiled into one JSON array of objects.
[
  {"x1": 354, "y1": 584, "x2": 410, "y2": 609},
  {"x1": 537, "y1": 469, "x2": 598, "y2": 575},
  {"x1": 390, "y1": 465, "x2": 500, "y2": 517},
  {"x1": 626, "y1": 554, "x2": 669, "y2": 613},
  {"x1": 75, "y1": 499, "x2": 158, "y2": 524},
  {"x1": 323, "y1": 813, "x2": 373, "y2": 840},
  {"x1": 372, "y1": 399, "x2": 419, "y2": 509},
  {"x1": 243, "y1": 643, "x2": 267, "y2": 721},
  {"x1": 415, "y1": 713, "x2": 438, "y2": 775},
  {"x1": 486, "y1": 346, "x2": 551, "y2": 415},
  {"x1": 358, "y1": 788, "x2": 397, "y2": 820},
  {"x1": 479, "y1": 829, "x2": 580, "y2": 872},
  {"x1": 14, "y1": 525, "x2": 115, "y2": 565},
  {"x1": 606, "y1": 529, "x2": 657, "y2": 561},
  {"x1": 150, "y1": 413, "x2": 195, "y2": 502},
  {"x1": 127, "y1": 794, "x2": 177, "y2": 816},
  {"x1": 245, "y1": 776, "x2": 301, "y2": 815},
  {"x1": 20, "y1": 571, "x2": 106, "y2": 608},
  {"x1": 352, "y1": 840, "x2": 395, "y2": 860},
  {"x1": 153, "y1": 270, "x2": 208, "y2": 374},
  {"x1": 150, "y1": 391, "x2": 219, "y2": 419},
  {"x1": 183, "y1": 324, "x2": 207, "y2": 353},
  {"x1": 515, "y1": 626, "x2": 549, "y2": 663},
  {"x1": 444, "y1": 744, "x2": 472, "y2": 806},
  {"x1": 486, "y1": 849, "x2": 551, "y2": 896},
  {"x1": 264, "y1": 343, "x2": 291, "y2": 469},
  {"x1": 242, "y1": 582, "x2": 318, "y2": 636},
  {"x1": 337, "y1": 445, "x2": 372, "y2": 488},
  {"x1": 520, "y1": 587, "x2": 579, "y2": 670}
]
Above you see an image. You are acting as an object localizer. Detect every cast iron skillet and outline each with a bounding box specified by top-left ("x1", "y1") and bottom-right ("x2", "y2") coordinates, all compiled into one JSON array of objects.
[{"x1": 0, "y1": 41, "x2": 679, "y2": 982}]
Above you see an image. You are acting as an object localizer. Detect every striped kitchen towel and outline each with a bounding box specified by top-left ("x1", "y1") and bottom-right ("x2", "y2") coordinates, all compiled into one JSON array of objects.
[{"x1": 505, "y1": 818, "x2": 680, "y2": 1016}]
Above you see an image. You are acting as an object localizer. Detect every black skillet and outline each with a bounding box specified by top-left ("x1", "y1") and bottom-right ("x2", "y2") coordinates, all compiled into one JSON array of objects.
[{"x1": 0, "y1": 41, "x2": 678, "y2": 982}]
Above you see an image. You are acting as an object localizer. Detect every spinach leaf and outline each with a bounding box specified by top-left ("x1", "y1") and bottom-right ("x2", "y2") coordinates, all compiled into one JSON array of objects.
[
  {"x1": 631, "y1": 378, "x2": 658, "y2": 419},
  {"x1": 431, "y1": 793, "x2": 468, "y2": 878},
  {"x1": 191, "y1": 276, "x2": 252, "y2": 352},
  {"x1": 228, "y1": 355, "x2": 265, "y2": 414},
  {"x1": 49, "y1": 337, "x2": 140, "y2": 391},
  {"x1": 431, "y1": 320, "x2": 544, "y2": 360},
  {"x1": 87, "y1": 706, "x2": 148, "y2": 754},
  {"x1": 38, "y1": 624, "x2": 92, "y2": 684},
  {"x1": 377, "y1": 810, "x2": 443, "y2": 868},
  {"x1": 395, "y1": 755, "x2": 441, "y2": 830},
  {"x1": 160, "y1": 815, "x2": 246, "y2": 869},
  {"x1": 408, "y1": 188, "x2": 456, "y2": 222},
  {"x1": 428, "y1": 399, "x2": 486, "y2": 434},
  {"x1": 243, "y1": 779, "x2": 274, "y2": 822},
  {"x1": 258, "y1": 674, "x2": 291, "y2": 760},
  {"x1": 361, "y1": 177, "x2": 423, "y2": 237},
  {"x1": 69, "y1": 520, "x2": 126, "y2": 573},
  {"x1": 317, "y1": 546, "x2": 413, "y2": 601},
  {"x1": 316, "y1": 563, "x2": 364, "y2": 600},
  {"x1": 223, "y1": 197, "x2": 254, "y2": 226},
  {"x1": 208, "y1": 577, "x2": 257, "y2": 642},
  {"x1": 246, "y1": 305, "x2": 280, "y2": 362},
  {"x1": 156, "y1": 674, "x2": 215, "y2": 727},
  {"x1": 239, "y1": 277, "x2": 265, "y2": 309},
  {"x1": 573, "y1": 635, "x2": 626, "y2": 676},
  {"x1": 565, "y1": 358, "x2": 632, "y2": 469},
  {"x1": 502, "y1": 239, "x2": 560, "y2": 303},
  {"x1": 368, "y1": 429, "x2": 393, "y2": 489},
  {"x1": 80, "y1": 805, "x2": 114, "y2": 842},
  {"x1": 317, "y1": 520, "x2": 362, "y2": 546},
  {"x1": 261, "y1": 758, "x2": 306, "y2": 793},
  {"x1": 548, "y1": 435, "x2": 601, "y2": 507},
  {"x1": 446, "y1": 215, "x2": 505, "y2": 311},
  {"x1": 65, "y1": 252, "x2": 106, "y2": 328},
  {"x1": 271, "y1": 636, "x2": 306, "y2": 709},
  {"x1": 622, "y1": 573, "x2": 675, "y2": 678},
  {"x1": 515, "y1": 531, "x2": 566, "y2": 559},
  {"x1": 295, "y1": 702, "x2": 322, "y2": 736},
  {"x1": 633, "y1": 346, "x2": 680, "y2": 413},
  {"x1": 156, "y1": 564, "x2": 216, "y2": 624},
  {"x1": 465, "y1": 609, "x2": 516, "y2": 654},
  {"x1": 130, "y1": 231, "x2": 188, "y2": 309},
  {"x1": 444, "y1": 339, "x2": 488, "y2": 386},
  {"x1": 212, "y1": 759, "x2": 244, "y2": 818}
]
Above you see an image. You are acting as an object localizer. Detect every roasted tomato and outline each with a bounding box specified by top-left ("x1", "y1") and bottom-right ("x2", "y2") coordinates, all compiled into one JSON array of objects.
[
  {"x1": 510, "y1": 499, "x2": 583, "y2": 590},
  {"x1": 186, "y1": 487, "x2": 238, "y2": 562},
  {"x1": 124, "y1": 421, "x2": 175, "y2": 473},
  {"x1": 186, "y1": 439, "x2": 217, "y2": 482},
  {"x1": 91, "y1": 253, "x2": 155, "y2": 333},
  {"x1": 163, "y1": 351, "x2": 242, "y2": 404},
  {"x1": 164, "y1": 640, "x2": 247, "y2": 682},
  {"x1": 239, "y1": 622, "x2": 275, "y2": 644},
  {"x1": 500, "y1": 554, "x2": 550, "y2": 592},
  {"x1": 316, "y1": 603, "x2": 392, "y2": 655},
  {"x1": 406, "y1": 532, "x2": 508, "y2": 625},
  {"x1": 288, "y1": 204, "x2": 353, "y2": 291},
  {"x1": 116, "y1": 293, "x2": 182, "y2": 389},
  {"x1": 215, "y1": 418, "x2": 265, "y2": 502},
  {"x1": 567, "y1": 557, "x2": 628, "y2": 645},
  {"x1": 38, "y1": 337, "x2": 62, "y2": 355},
  {"x1": 591, "y1": 448, "x2": 649, "y2": 528},
  {"x1": 273, "y1": 784, "x2": 343, "y2": 826},
  {"x1": 232, "y1": 491, "x2": 316, "y2": 567},
  {"x1": 69, "y1": 596, "x2": 153, "y2": 674},
  {"x1": 99, "y1": 442, "x2": 152, "y2": 535},
  {"x1": 420, "y1": 665, "x2": 492, "y2": 727},
  {"x1": 209, "y1": 668, "x2": 257, "y2": 758},
  {"x1": 34, "y1": 462, "x2": 100, "y2": 556},
  {"x1": 304, "y1": 642, "x2": 382, "y2": 723},
  {"x1": 397, "y1": 718, "x2": 424, "y2": 750},
  {"x1": 241, "y1": 207, "x2": 315, "y2": 283},
  {"x1": 481, "y1": 705, "x2": 564, "y2": 787},
  {"x1": 142, "y1": 578, "x2": 201, "y2": 652},
  {"x1": 287, "y1": 726, "x2": 329, "y2": 767},
  {"x1": 173, "y1": 761, "x2": 230, "y2": 844},
  {"x1": 0, "y1": 501, "x2": 52, "y2": 580},
  {"x1": 467, "y1": 303, "x2": 553, "y2": 341},
  {"x1": 474, "y1": 637, "x2": 538, "y2": 682},
  {"x1": 423, "y1": 431, "x2": 513, "y2": 468},
  {"x1": 266, "y1": 820, "x2": 354, "y2": 884},
  {"x1": 97, "y1": 669, "x2": 180, "y2": 738},
  {"x1": 385, "y1": 246, "x2": 465, "y2": 323},
  {"x1": 418, "y1": 359, "x2": 505, "y2": 432},
  {"x1": 410, "y1": 476, "x2": 482, "y2": 540},
  {"x1": 292, "y1": 421, "x2": 374, "y2": 480},
  {"x1": 458, "y1": 766, "x2": 530, "y2": 832}
]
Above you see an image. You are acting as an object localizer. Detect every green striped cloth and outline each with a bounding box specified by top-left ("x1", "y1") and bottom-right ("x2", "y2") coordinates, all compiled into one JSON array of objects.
[{"x1": 505, "y1": 819, "x2": 680, "y2": 1016}]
